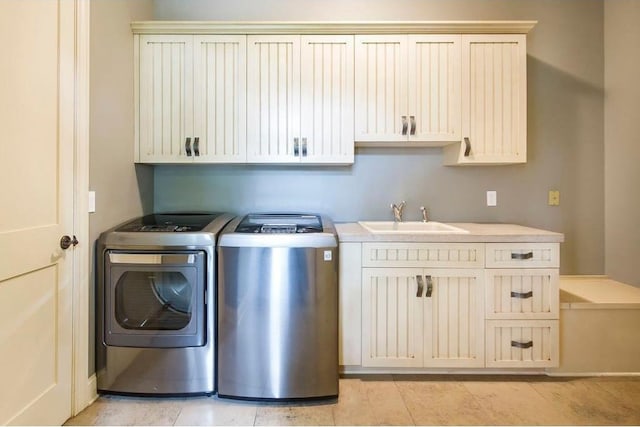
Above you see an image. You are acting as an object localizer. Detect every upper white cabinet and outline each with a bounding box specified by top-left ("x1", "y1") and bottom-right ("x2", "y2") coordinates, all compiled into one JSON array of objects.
[
  {"x1": 443, "y1": 35, "x2": 528, "y2": 165},
  {"x1": 355, "y1": 35, "x2": 461, "y2": 144},
  {"x1": 247, "y1": 35, "x2": 354, "y2": 164},
  {"x1": 136, "y1": 34, "x2": 246, "y2": 163}
]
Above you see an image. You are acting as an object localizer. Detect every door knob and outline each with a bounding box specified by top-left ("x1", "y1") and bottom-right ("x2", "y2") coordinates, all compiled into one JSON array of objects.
[{"x1": 60, "y1": 235, "x2": 79, "y2": 250}]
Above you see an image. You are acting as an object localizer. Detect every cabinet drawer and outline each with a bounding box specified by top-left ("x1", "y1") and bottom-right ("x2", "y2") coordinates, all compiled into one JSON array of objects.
[
  {"x1": 486, "y1": 269, "x2": 559, "y2": 319},
  {"x1": 485, "y1": 243, "x2": 559, "y2": 268},
  {"x1": 486, "y1": 320, "x2": 559, "y2": 368},
  {"x1": 362, "y1": 243, "x2": 484, "y2": 268}
]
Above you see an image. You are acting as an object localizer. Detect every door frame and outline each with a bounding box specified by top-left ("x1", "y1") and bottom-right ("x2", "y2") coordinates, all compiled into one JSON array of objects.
[{"x1": 71, "y1": 0, "x2": 94, "y2": 416}]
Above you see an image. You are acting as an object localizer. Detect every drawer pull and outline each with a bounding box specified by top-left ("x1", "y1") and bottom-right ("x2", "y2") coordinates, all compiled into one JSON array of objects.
[
  {"x1": 511, "y1": 251, "x2": 534, "y2": 260},
  {"x1": 464, "y1": 137, "x2": 471, "y2": 156},
  {"x1": 510, "y1": 291, "x2": 533, "y2": 299},
  {"x1": 511, "y1": 340, "x2": 533, "y2": 349},
  {"x1": 416, "y1": 275, "x2": 424, "y2": 298},
  {"x1": 425, "y1": 275, "x2": 433, "y2": 298}
]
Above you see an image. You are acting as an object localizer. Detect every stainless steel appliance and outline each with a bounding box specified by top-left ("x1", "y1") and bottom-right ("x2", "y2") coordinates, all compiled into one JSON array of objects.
[
  {"x1": 97, "y1": 212, "x2": 233, "y2": 396},
  {"x1": 217, "y1": 213, "x2": 339, "y2": 400}
]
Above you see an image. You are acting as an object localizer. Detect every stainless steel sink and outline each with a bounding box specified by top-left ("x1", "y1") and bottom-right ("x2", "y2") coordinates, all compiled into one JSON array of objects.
[{"x1": 358, "y1": 221, "x2": 469, "y2": 234}]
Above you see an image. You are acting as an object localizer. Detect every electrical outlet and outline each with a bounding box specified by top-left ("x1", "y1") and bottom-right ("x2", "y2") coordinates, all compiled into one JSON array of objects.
[
  {"x1": 548, "y1": 190, "x2": 560, "y2": 206},
  {"x1": 487, "y1": 190, "x2": 497, "y2": 207}
]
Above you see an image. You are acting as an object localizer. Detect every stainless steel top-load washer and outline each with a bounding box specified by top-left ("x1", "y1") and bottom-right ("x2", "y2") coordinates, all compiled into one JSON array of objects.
[
  {"x1": 217, "y1": 213, "x2": 339, "y2": 400},
  {"x1": 97, "y1": 212, "x2": 233, "y2": 396}
]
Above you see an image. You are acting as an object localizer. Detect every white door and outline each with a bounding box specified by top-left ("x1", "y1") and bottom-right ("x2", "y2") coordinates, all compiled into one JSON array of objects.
[
  {"x1": 354, "y1": 35, "x2": 408, "y2": 142},
  {"x1": 193, "y1": 35, "x2": 247, "y2": 163},
  {"x1": 138, "y1": 35, "x2": 194, "y2": 163},
  {"x1": 247, "y1": 35, "x2": 300, "y2": 163},
  {"x1": 361, "y1": 268, "x2": 423, "y2": 368},
  {"x1": 300, "y1": 36, "x2": 354, "y2": 164},
  {"x1": 0, "y1": 0, "x2": 74, "y2": 424},
  {"x1": 423, "y1": 269, "x2": 485, "y2": 368}
]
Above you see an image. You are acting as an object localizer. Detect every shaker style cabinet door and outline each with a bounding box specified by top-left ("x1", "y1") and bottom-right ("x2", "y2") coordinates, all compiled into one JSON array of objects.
[
  {"x1": 300, "y1": 36, "x2": 354, "y2": 163},
  {"x1": 354, "y1": 35, "x2": 461, "y2": 144},
  {"x1": 193, "y1": 35, "x2": 247, "y2": 163},
  {"x1": 445, "y1": 35, "x2": 527, "y2": 165},
  {"x1": 361, "y1": 268, "x2": 424, "y2": 368},
  {"x1": 246, "y1": 35, "x2": 301, "y2": 163},
  {"x1": 137, "y1": 35, "x2": 194, "y2": 163}
]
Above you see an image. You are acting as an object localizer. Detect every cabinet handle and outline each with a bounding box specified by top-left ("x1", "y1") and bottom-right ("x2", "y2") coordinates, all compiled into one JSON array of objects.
[
  {"x1": 416, "y1": 275, "x2": 424, "y2": 297},
  {"x1": 511, "y1": 340, "x2": 534, "y2": 349},
  {"x1": 185, "y1": 137, "x2": 192, "y2": 156},
  {"x1": 193, "y1": 137, "x2": 200, "y2": 156},
  {"x1": 511, "y1": 252, "x2": 534, "y2": 260},
  {"x1": 302, "y1": 137, "x2": 307, "y2": 157},
  {"x1": 425, "y1": 275, "x2": 433, "y2": 298},
  {"x1": 401, "y1": 116, "x2": 408, "y2": 135},
  {"x1": 464, "y1": 137, "x2": 471, "y2": 157},
  {"x1": 409, "y1": 116, "x2": 416, "y2": 135},
  {"x1": 510, "y1": 291, "x2": 534, "y2": 299},
  {"x1": 294, "y1": 137, "x2": 300, "y2": 156}
]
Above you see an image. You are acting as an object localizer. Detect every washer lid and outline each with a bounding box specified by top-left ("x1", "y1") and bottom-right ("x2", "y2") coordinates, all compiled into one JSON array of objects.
[{"x1": 235, "y1": 213, "x2": 323, "y2": 234}]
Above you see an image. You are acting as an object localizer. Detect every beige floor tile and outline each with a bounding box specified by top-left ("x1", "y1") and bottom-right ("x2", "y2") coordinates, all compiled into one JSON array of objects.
[
  {"x1": 532, "y1": 378, "x2": 640, "y2": 425},
  {"x1": 331, "y1": 378, "x2": 379, "y2": 426},
  {"x1": 254, "y1": 401, "x2": 335, "y2": 426},
  {"x1": 173, "y1": 396, "x2": 258, "y2": 426},
  {"x1": 360, "y1": 375, "x2": 415, "y2": 426},
  {"x1": 463, "y1": 379, "x2": 576, "y2": 425},
  {"x1": 394, "y1": 375, "x2": 495, "y2": 426},
  {"x1": 64, "y1": 395, "x2": 182, "y2": 426}
]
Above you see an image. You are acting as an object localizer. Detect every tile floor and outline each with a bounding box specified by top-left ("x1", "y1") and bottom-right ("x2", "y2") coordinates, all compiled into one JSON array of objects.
[{"x1": 65, "y1": 375, "x2": 640, "y2": 426}]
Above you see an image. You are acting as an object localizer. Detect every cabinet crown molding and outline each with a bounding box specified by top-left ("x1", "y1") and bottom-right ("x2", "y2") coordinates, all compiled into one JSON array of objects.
[{"x1": 131, "y1": 21, "x2": 537, "y2": 35}]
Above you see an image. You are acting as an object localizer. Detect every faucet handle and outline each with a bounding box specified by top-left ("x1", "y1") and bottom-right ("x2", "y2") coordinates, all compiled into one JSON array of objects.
[{"x1": 420, "y1": 206, "x2": 428, "y2": 223}]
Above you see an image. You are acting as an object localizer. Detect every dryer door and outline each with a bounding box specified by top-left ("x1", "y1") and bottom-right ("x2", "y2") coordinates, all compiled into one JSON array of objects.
[{"x1": 104, "y1": 251, "x2": 206, "y2": 348}]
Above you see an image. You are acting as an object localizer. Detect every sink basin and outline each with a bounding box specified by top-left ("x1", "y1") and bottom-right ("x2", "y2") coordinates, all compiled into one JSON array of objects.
[{"x1": 359, "y1": 221, "x2": 470, "y2": 234}]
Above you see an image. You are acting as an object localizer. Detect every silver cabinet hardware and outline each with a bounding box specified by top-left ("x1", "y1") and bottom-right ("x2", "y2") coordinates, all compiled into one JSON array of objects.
[
  {"x1": 511, "y1": 252, "x2": 534, "y2": 260},
  {"x1": 464, "y1": 137, "x2": 471, "y2": 157},
  {"x1": 302, "y1": 137, "x2": 307, "y2": 157},
  {"x1": 294, "y1": 137, "x2": 300, "y2": 156},
  {"x1": 193, "y1": 137, "x2": 200, "y2": 156},
  {"x1": 185, "y1": 137, "x2": 192, "y2": 156},
  {"x1": 60, "y1": 235, "x2": 78, "y2": 250},
  {"x1": 511, "y1": 340, "x2": 534, "y2": 349},
  {"x1": 409, "y1": 116, "x2": 416, "y2": 135},
  {"x1": 401, "y1": 116, "x2": 408, "y2": 135},
  {"x1": 510, "y1": 291, "x2": 534, "y2": 299},
  {"x1": 416, "y1": 275, "x2": 424, "y2": 298},
  {"x1": 425, "y1": 275, "x2": 433, "y2": 298}
]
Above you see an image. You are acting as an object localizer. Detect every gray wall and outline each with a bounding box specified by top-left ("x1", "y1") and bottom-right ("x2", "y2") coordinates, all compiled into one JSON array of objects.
[
  {"x1": 152, "y1": 0, "x2": 605, "y2": 275},
  {"x1": 604, "y1": 1, "x2": 640, "y2": 286},
  {"x1": 89, "y1": 0, "x2": 154, "y2": 374}
]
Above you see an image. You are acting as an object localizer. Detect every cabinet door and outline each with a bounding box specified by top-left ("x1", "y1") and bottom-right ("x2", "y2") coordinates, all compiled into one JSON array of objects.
[
  {"x1": 452, "y1": 35, "x2": 527, "y2": 164},
  {"x1": 193, "y1": 36, "x2": 247, "y2": 162},
  {"x1": 423, "y1": 269, "x2": 485, "y2": 367},
  {"x1": 247, "y1": 35, "x2": 300, "y2": 163},
  {"x1": 137, "y1": 35, "x2": 194, "y2": 163},
  {"x1": 300, "y1": 36, "x2": 354, "y2": 164},
  {"x1": 354, "y1": 35, "x2": 408, "y2": 142},
  {"x1": 362, "y1": 268, "x2": 423, "y2": 367},
  {"x1": 407, "y1": 35, "x2": 461, "y2": 142}
]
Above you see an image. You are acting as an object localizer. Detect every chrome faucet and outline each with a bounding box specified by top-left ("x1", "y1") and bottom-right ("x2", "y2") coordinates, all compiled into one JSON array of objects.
[
  {"x1": 420, "y1": 206, "x2": 429, "y2": 222},
  {"x1": 390, "y1": 201, "x2": 406, "y2": 222}
]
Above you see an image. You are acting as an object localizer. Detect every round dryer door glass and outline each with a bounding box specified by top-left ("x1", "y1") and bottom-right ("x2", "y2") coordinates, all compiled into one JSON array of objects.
[{"x1": 114, "y1": 271, "x2": 193, "y2": 330}]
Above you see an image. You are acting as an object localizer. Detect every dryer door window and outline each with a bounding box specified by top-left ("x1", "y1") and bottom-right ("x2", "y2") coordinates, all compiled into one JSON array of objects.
[{"x1": 104, "y1": 251, "x2": 206, "y2": 348}]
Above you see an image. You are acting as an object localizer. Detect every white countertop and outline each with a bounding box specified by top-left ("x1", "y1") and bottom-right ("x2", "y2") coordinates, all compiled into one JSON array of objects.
[{"x1": 335, "y1": 222, "x2": 564, "y2": 243}]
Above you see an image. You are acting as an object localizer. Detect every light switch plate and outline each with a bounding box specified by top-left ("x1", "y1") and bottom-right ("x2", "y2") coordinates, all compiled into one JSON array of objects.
[
  {"x1": 548, "y1": 190, "x2": 560, "y2": 206},
  {"x1": 487, "y1": 190, "x2": 497, "y2": 207},
  {"x1": 88, "y1": 191, "x2": 96, "y2": 213}
]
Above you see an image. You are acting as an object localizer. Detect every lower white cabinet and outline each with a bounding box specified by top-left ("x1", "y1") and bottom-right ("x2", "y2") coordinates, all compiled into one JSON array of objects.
[
  {"x1": 361, "y1": 267, "x2": 484, "y2": 368},
  {"x1": 339, "y1": 238, "x2": 561, "y2": 372}
]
